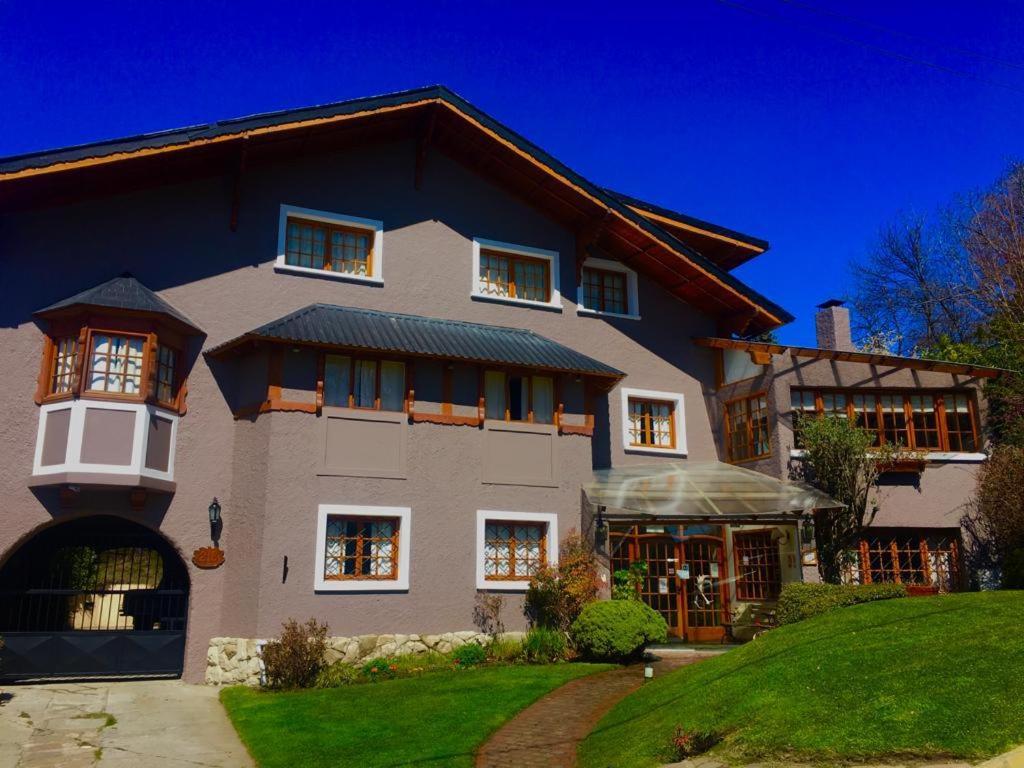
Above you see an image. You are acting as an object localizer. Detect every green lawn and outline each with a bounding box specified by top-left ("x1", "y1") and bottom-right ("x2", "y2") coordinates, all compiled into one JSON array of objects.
[
  {"x1": 580, "y1": 591, "x2": 1024, "y2": 768},
  {"x1": 221, "y1": 663, "x2": 610, "y2": 768}
]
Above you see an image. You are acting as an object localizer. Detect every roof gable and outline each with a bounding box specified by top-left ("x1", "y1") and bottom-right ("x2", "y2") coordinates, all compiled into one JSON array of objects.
[{"x1": 1, "y1": 86, "x2": 792, "y2": 334}]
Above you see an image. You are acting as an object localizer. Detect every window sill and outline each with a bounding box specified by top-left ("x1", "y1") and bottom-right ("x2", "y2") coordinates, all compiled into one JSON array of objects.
[
  {"x1": 478, "y1": 580, "x2": 531, "y2": 592},
  {"x1": 576, "y1": 307, "x2": 641, "y2": 321},
  {"x1": 470, "y1": 292, "x2": 562, "y2": 312},
  {"x1": 314, "y1": 580, "x2": 408, "y2": 593},
  {"x1": 625, "y1": 446, "x2": 687, "y2": 458},
  {"x1": 788, "y1": 449, "x2": 987, "y2": 463},
  {"x1": 274, "y1": 263, "x2": 383, "y2": 285}
]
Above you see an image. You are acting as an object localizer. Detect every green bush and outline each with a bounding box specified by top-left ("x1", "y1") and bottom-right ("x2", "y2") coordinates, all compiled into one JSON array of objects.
[
  {"x1": 776, "y1": 582, "x2": 907, "y2": 625},
  {"x1": 1001, "y1": 549, "x2": 1024, "y2": 589},
  {"x1": 570, "y1": 600, "x2": 667, "y2": 662},
  {"x1": 450, "y1": 643, "x2": 487, "y2": 667},
  {"x1": 612, "y1": 562, "x2": 647, "y2": 601},
  {"x1": 522, "y1": 627, "x2": 569, "y2": 663},
  {"x1": 315, "y1": 660, "x2": 361, "y2": 688},
  {"x1": 487, "y1": 637, "x2": 525, "y2": 664}
]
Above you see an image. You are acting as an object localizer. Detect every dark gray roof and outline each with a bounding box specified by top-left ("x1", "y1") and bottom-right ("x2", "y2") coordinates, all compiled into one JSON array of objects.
[
  {"x1": 208, "y1": 303, "x2": 624, "y2": 378},
  {"x1": 0, "y1": 85, "x2": 792, "y2": 327},
  {"x1": 36, "y1": 274, "x2": 201, "y2": 333}
]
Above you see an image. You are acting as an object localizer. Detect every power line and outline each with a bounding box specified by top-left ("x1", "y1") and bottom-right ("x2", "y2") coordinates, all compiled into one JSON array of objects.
[
  {"x1": 713, "y1": 0, "x2": 1024, "y2": 96},
  {"x1": 777, "y1": 0, "x2": 1024, "y2": 74}
]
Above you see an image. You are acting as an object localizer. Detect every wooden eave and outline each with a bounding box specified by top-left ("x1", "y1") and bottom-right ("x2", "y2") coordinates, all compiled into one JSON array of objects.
[
  {"x1": 625, "y1": 205, "x2": 766, "y2": 271},
  {"x1": 693, "y1": 336, "x2": 1008, "y2": 379},
  {"x1": 1, "y1": 89, "x2": 791, "y2": 336}
]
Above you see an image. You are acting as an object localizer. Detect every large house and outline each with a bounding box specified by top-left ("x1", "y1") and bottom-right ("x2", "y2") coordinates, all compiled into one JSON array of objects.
[{"x1": 0, "y1": 86, "x2": 1001, "y2": 683}]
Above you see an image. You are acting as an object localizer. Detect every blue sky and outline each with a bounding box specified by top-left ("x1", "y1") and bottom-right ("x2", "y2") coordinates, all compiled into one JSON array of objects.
[{"x1": 3, "y1": 0, "x2": 1022, "y2": 344}]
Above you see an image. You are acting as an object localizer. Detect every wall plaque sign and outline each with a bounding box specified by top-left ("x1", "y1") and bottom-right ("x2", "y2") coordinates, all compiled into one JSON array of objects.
[{"x1": 192, "y1": 546, "x2": 225, "y2": 569}]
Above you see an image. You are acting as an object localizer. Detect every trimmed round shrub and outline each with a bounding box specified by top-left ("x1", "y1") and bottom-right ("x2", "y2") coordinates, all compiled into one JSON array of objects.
[{"x1": 570, "y1": 600, "x2": 667, "y2": 661}]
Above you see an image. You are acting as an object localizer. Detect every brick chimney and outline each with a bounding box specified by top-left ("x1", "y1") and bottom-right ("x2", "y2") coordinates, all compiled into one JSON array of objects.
[{"x1": 815, "y1": 299, "x2": 853, "y2": 351}]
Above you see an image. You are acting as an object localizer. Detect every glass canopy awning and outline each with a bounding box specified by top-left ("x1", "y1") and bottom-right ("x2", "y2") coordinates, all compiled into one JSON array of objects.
[{"x1": 584, "y1": 461, "x2": 842, "y2": 523}]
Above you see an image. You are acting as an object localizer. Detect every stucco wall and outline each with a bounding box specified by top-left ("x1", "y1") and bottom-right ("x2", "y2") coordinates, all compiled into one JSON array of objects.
[{"x1": 0, "y1": 138, "x2": 721, "y2": 681}]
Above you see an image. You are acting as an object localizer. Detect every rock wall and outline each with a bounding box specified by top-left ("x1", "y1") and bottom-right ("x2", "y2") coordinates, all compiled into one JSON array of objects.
[{"x1": 206, "y1": 630, "x2": 524, "y2": 686}]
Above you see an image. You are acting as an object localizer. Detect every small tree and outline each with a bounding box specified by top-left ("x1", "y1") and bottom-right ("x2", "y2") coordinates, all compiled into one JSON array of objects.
[
  {"x1": 962, "y1": 445, "x2": 1024, "y2": 586},
  {"x1": 524, "y1": 530, "x2": 599, "y2": 630},
  {"x1": 792, "y1": 416, "x2": 899, "y2": 584}
]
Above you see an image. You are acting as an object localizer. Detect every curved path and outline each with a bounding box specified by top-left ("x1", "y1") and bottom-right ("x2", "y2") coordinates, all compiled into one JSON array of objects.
[{"x1": 475, "y1": 652, "x2": 714, "y2": 768}]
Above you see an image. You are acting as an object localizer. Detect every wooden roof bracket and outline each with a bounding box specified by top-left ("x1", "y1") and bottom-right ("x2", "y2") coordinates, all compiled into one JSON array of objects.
[
  {"x1": 229, "y1": 135, "x2": 249, "y2": 232},
  {"x1": 414, "y1": 108, "x2": 437, "y2": 191},
  {"x1": 575, "y1": 210, "x2": 612, "y2": 283}
]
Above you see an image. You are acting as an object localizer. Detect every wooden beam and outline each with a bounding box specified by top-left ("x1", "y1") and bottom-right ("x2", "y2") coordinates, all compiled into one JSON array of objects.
[
  {"x1": 229, "y1": 136, "x2": 249, "y2": 232},
  {"x1": 414, "y1": 108, "x2": 436, "y2": 190}
]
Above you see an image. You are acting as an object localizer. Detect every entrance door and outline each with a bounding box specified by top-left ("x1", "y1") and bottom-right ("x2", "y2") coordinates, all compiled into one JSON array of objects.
[
  {"x1": 0, "y1": 516, "x2": 190, "y2": 681},
  {"x1": 636, "y1": 538, "x2": 684, "y2": 637},
  {"x1": 682, "y1": 536, "x2": 727, "y2": 642}
]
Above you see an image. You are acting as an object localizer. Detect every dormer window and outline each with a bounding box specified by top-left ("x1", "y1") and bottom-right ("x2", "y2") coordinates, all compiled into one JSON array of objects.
[{"x1": 276, "y1": 205, "x2": 384, "y2": 284}]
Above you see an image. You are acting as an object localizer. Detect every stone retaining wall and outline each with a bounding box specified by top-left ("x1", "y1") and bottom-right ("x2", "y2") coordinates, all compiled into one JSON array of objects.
[{"x1": 206, "y1": 630, "x2": 524, "y2": 686}]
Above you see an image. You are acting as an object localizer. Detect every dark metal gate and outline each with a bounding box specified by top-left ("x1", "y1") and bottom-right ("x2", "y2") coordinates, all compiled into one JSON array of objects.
[{"x1": 0, "y1": 515, "x2": 189, "y2": 681}]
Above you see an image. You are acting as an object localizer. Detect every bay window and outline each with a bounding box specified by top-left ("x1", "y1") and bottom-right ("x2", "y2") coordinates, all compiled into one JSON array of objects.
[{"x1": 790, "y1": 388, "x2": 979, "y2": 453}]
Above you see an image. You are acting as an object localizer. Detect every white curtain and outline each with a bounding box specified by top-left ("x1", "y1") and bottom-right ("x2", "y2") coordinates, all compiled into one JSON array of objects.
[
  {"x1": 532, "y1": 376, "x2": 554, "y2": 424},
  {"x1": 324, "y1": 355, "x2": 351, "y2": 407},
  {"x1": 380, "y1": 361, "x2": 405, "y2": 412},
  {"x1": 484, "y1": 371, "x2": 506, "y2": 420}
]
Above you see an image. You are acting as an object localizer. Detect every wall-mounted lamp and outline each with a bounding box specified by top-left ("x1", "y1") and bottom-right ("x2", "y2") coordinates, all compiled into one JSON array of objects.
[
  {"x1": 209, "y1": 497, "x2": 223, "y2": 547},
  {"x1": 800, "y1": 511, "x2": 815, "y2": 546}
]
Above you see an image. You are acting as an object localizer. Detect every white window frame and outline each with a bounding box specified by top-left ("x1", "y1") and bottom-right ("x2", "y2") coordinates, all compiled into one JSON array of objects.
[
  {"x1": 276, "y1": 204, "x2": 384, "y2": 285},
  {"x1": 620, "y1": 387, "x2": 688, "y2": 457},
  {"x1": 576, "y1": 256, "x2": 641, "y2": 320},
  {"x1": 471, "y1": 237, "x2": 562, "y2": 311},
  {"x1": 314, "y1": 504, "x2": 411, "y2": 592},
  {"x1": 475, "y1": 510, "x2": 558, "y2": 591}
]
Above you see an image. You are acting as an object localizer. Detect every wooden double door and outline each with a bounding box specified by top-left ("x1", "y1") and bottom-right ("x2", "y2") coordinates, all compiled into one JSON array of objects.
[{"x1": 632, "y1": 535, "x2": 728, "y2": 642}]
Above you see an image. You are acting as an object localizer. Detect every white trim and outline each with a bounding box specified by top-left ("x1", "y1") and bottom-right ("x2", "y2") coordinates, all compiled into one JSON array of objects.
[
  {"x1": 789, "y1": 448, "x2": 987, "y2": 463},
  {"x1": 471, "y1": 237, "x2": 562, "y2": 311},
  {"x1": 314, "y1": 504, "x2": 411, "y2": 592},
  {"x1": 620, "y1": 387, "x2": 688, "y2": 457},
  {"x1": 575, "y1": 256, "x2": 641, "y2": 320},
  {"x1": 475, "y1": 510, "x2": 558, "y2": 591},
  {"x1": 276, "y1": 204, "x2": 384, "y2": 285},
  {"x1": 32, "y1": 400, "x2": 177, "y2": 482}
]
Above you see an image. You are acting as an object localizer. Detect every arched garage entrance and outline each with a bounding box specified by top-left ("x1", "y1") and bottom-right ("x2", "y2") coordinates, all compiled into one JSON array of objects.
[{"x1": 0, "y1": 515, "x2": 189, "y2": 681}]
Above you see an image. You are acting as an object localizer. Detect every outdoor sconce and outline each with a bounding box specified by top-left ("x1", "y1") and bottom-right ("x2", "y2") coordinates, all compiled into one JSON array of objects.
[
  {"x1": 801, "y1": 512, "x2": 815, "y2": 546},
  {"x1": 209, "y1": 497, "x2": 222, "y2": 546}
]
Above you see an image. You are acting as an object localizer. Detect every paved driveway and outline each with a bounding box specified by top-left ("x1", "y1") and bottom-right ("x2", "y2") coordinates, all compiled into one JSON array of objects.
[{"x1": 0, "y1": 680, "x2": 254, "y2": 768}]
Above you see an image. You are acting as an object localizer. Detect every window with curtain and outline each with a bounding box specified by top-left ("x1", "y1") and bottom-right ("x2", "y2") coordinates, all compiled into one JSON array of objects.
[
  {"x1": 322, "y1": 516, "x2": 399, "y2": 580},
  {"x1": 49, "y1": 336, "x2": 79, "y2": 395},
  {"x1": 790, "y1": 388, "x2": 979, "y2": 452},
  {"x1": 323, "y1": 354, "x2": 405, "y2": 411},
  {"x1": 87, "y1": 334, "x2": 145, "y2": 395},
  {"x1": 484, "y1": 371, "x2": 554, "y2": 423},
  {"x1": 724, "y1": 393, "x2": 770, "y2": 462},
  {"x1": 628, "y1": 398, "x2": 675, "y2": 449},
  {"x1": 285, "y1": 217, "x2": 372, "y2": 276},
  {"x1": 483, "y1": 522, "x2": 547, "y2": 580},
  {"x1": 478, "y1": 249, "x2": 550, "y2": 303}
]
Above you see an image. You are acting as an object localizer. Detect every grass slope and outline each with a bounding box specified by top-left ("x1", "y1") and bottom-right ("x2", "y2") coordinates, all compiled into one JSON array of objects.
[
  {"x1": 580, "y1": 592, "x2": 1024, "y2": 768},
  {"x1": 222, "y1": 663, "x2": 610, "y2": 768}
]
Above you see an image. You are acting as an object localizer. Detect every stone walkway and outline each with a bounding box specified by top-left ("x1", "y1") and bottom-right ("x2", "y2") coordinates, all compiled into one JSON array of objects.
[
  {"x1": 476, "y1": 650, "x2": 719, "y2": 768},
  {"x1": 0, "y1": 679, "x2": 253, "y2": 768}
]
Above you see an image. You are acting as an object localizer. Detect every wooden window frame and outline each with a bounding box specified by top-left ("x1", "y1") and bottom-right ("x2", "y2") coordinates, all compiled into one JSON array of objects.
[
  {"x1": 321, "y1": 515, "x2": 400, "y2": 581},
  {"x1": 732, "y1": 529, "x2": 782, "y2": 600},
  {"x1": 580, "y1": 266, "x2": 628, "y2": 315},
  {"x1": 847, "y1": 531, "x2": 962, "y2": 592},
  {"x1": 322, "y1": 352, "x2": 409, "y2": 413},
  {"x1": 275, "y1": 205, "x2": 383, "y2": 284},
  {"x1": 724, "y1": 391, "x2": 771, "y2": 463},
  {"x1": 621, "y1": 387, "x2": 686, "y2": 455},
  {"x1": 475, "y1": 510, "x2": 558, "y2": 591},
  {"x1": 483, "y1": 369, "x2": 556, "y2": 425},
  {"x1": 315, "y1": 504, "x2": 411, "y2": 592},
  {"x1": 790, "y1": 388, "x2": 980, "y2": 454},
  {"x1": 472, "y1": 238, "x2": 561, "y2": 310},
  {"x1": 82, "y1": 329, "x2": 149, "y2": 400},
  {"x1": 628, "y1": 397, "x2": 677, "y2": 450},
  {"x1": 576, "y1": 256, "x2": 640, "y2": 319},
  {"x1": 284, "y1": 216, "x2": 374, "y2": 277},
  {"x1": 482, "y1": 521, "x2": 548, "y2": 582}
]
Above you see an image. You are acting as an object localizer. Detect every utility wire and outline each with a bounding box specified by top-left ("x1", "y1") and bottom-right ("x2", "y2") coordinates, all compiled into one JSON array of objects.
[
  {"x1": 713, "y1": 0, "x2": 1024, "y2": 96},
  {"x1": 777, "y1": 0, "x2": 1024, "y2": 74}
]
